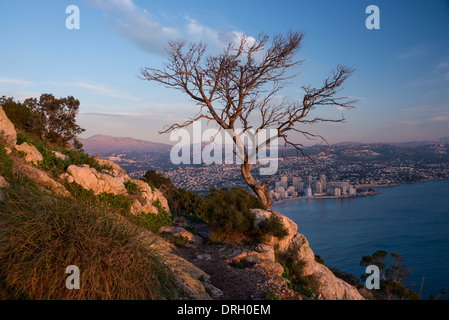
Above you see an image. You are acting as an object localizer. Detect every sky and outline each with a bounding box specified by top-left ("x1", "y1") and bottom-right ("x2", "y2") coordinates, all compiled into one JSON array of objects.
[{"x1": 1, "y1": 0, "x2": 449, "y2": 145}]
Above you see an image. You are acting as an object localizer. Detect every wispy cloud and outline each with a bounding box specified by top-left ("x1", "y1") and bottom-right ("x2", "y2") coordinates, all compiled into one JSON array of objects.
[
  {"x1": 0, "y1": 77, "x2": 34, "y2": 86},
  {"x1": 396, "y1": 45, "x2": 430, "y2": 60},
  {"x1": 429, "y1": 116, "x2": 449, "y2": 122},
  {"x1": 86, "y1": 0, "x2": 181, "y2": 55},
  {"x1": 398, "y1": 120, "x2": 422, "y2": 126},
  {"x1": 49, "y1": 81, "x2": 138, "y2": 100}
]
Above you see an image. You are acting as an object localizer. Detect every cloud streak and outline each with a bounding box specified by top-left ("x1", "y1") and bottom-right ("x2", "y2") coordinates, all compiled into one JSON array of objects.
[
  {"x1": 0, "y1": 77, "x2": 34, "y2": 86},
  {"x1": 48, "y1": 81, "x2": 138, "y2": 100},
  {"x1": 86, "y1": 0, "x2": 243, "y2": 56}
]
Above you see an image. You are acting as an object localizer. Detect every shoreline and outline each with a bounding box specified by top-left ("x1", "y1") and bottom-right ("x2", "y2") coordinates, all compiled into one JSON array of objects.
[
  {"x1": 273, "y1": 191, "x2": 380, "y2": 205},
  {"x1": 273, "y1": 178, "x2": 449, "y2": 206},
  {"x1": 355, "y1": 177, "x2": 448, "y2": 189}
]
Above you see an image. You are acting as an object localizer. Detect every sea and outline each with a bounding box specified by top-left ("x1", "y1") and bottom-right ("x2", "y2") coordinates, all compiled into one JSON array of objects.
[{"x1": 272, "y1": 179, "x2": 449, "y2": 299}]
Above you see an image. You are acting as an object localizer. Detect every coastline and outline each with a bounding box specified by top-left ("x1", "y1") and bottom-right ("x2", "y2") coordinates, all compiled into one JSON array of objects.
[
  {"x1": 273, "y1": 190, "x2": 380, "y2": 205},
  {"x1": 355, "y1": 177, "x2": 449, "y2": 189},
  {"x1": 273, "y1": 178, "x2": 449, "y2": 206}
]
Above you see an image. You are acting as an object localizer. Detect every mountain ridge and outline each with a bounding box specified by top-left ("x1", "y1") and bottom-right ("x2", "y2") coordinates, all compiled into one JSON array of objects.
[{"x1": 79, "y1": 134, "x2": 449, "y2": 156}]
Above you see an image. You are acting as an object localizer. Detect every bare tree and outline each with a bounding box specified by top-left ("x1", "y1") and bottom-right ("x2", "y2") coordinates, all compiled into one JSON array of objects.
[{"x1": 140, "y1": 31, "x2": 356, "y2": 209}]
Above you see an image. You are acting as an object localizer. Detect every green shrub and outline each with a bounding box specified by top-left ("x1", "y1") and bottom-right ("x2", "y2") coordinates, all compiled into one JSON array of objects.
[
  {"x1": 0, "y1": 144, "x2": 14, "y2": 180},
  {"x1": 170, "y1": 188, "x2": 205, "y2": 216},
  {"x1": 0, "y1": 185, "x2": 177, "y2": 300},
  {"x1": 203, "y1": 187, "x2": 265, "y2": 242},
  {"x1": 141, "y1": 170, "x2": 205, "y2": 216},
  {"x1": 141, "y1": 170, "x2": 175, "y2": 195},
  {"x1": 124, "y1": 180, "x2": 139, "y2": 195},
  {"x1": 131, "y1": 208, "x2": 173, "y2": 231},
  {"x1": 253, "y1": 214, "x2": 289, "y2": 242}
]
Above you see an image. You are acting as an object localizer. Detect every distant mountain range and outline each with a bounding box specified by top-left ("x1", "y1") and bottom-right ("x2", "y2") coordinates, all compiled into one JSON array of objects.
[
  {"x1": 78, "y1": 134, "x2": 449, "y2": 156},
  {"x1": 78, "y1": 134, "x2": 172, "y2": 156},
  {"x1": 328, "y1": 137, "x2": 449, "y2": 147}
]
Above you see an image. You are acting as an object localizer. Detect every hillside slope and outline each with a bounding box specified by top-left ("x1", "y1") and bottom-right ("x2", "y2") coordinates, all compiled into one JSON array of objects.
[{"x1": 0, "y1": 106, "x2": 363, "y2": 300}]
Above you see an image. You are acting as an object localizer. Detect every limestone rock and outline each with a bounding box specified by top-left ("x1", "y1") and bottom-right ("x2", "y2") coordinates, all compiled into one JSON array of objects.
[
  {"x1": 0, "y1": 106, "x2": 17, "y2": 148},
  {"x1": 96, "y1": 158, "x2": 129, "y2": 178},
  {"x1": 158, "y1": 226, "x2": 203, "y2": 244},
  {"x1": 65, "y1": 164, "x2": 128, "y2": 195},
  {"x1": 16, "y1": 162, "x2": 70, "y2": 197},
  {"x1": 0, "y1": 175, "x2": 9, "y2": 188},
  {"x1": 129, "y1": 179, "x2": 170, "y2": 215},
  {"x1": 228, "y1": 244, "x2": 284, "y2": 276},
  {"x1": 52, "y1": 150, "x2": 67, "y2": 160},
  {"x1": 15, "y1": 142, "x2": 43, "y2": 165},
  {"x1": 158, "y1": 226, "x2": 194, "y2": 241},
  {"x1": 0, "y1": 175, "x2": 9, "y2": 201}
]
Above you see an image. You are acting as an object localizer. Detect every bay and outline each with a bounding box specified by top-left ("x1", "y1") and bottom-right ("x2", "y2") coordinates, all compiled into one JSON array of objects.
[{"x1": 273, "y1": 179, "x2": 449, "y2": 299}]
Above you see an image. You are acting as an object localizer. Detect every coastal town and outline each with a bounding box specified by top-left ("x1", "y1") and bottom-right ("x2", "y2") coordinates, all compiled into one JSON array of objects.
[{"x1": 104, "y1": 141, "x2": 449, "y2": 199}]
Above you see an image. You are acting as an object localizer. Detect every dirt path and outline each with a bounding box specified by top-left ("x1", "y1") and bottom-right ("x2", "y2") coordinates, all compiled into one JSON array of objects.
[{"x1": 175, "y1": 240, "x2": 302, "y2": 300}]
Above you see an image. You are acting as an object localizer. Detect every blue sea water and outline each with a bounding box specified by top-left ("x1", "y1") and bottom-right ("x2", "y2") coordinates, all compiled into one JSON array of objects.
[{"x1": 272, "y1": 179, "x2": 449, "y2": 299}]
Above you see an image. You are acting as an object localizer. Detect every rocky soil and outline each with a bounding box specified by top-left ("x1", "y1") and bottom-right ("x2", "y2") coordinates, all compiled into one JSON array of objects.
[{"x1": 174, "y1": 239, "x2": 303, "y2": 300}]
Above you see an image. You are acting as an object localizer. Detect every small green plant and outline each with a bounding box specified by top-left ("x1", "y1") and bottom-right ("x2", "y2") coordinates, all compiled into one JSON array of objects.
[
  {"x1": 279, "y1": 255, "x2": 318, "y2": 299},
  {"x1": 124, "y1": 180, "x2": 139, "y2": 195},
  {"x1": 0, "y1": 144, "x2": 14, "y2": 180},
  {"x1": 265, "y1": 291, "x2": 280, "y2": 300},
  {"x1": 131, "y1": 208, "x2": 172, "y2": 231},
  {"x1": 184, "y1": 214, "x2": 206, "y2": 224},
  {"x1": 184, "y1": 225, "x2": 197, "y2": 235},
  {"x1": 253, "y1": 214, "x2": 289, "y2": 243},
  {"x1": 315, "y1": 255, "x2": 325, "y2": 265},
  {"x1": 16, "y1": 133, "x2": 112, "y2": 178}
]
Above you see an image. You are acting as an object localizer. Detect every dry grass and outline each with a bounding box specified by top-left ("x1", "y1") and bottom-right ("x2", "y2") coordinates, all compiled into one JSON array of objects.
[{"x1": 0, "y1": 184, "x2": 178, "y2": 300}]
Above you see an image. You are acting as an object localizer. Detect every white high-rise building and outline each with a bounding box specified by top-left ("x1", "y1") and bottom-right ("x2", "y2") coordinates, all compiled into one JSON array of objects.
[
  {"x1": 275, "y1": 181, "x2": 281, "y2": 191},
  {"x1": 280, "y1": 175, "x2": 288, "y2": 189},
  {"x1": 293, "y1": 176, "x2": 302, "y2": 190},
  {"x1": 320, "y1": 174, "x2": 327, "y2": 191},
  {"x1": 305, "y1": 186, "x2": 313, "y2": 197},
  {"x1": 315, "y1": 181, "x2": 323, "y2": 194},
  {"x1": 334, "y1": 187, "x2": 341, "y2": 197},
  {"x1": 349, "y1": 185, "x2": 356, "y2": 196}
]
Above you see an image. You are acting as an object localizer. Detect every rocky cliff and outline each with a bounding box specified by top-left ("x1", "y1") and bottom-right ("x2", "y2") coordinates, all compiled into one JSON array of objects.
[{"x1": 0, "y1": 106, "x2": 363, "y2": 300}]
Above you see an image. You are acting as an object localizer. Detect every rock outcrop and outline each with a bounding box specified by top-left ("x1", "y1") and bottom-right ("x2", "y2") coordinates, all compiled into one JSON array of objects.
[
  {"x1": 61, "y1": 162, "x2": 170, "y2": 215},
  {"x1": 64, "y1": 164, "x2": 128, "y2": 195},
  {"x1": 15, "y1": 161, "x2": 71, "y2": 197},
  {"x1": 251, "y1": 209, "x2": 364, "y2": 300},
  {"x1": 129, "y1": 179, "x2": 170, "y2": 215},
  {"x1": 0, "y1": 106, "x2": 17, "y2": 149},
  {"x1": 15, "y1": 142, "x2": 44, "y2": 165}
]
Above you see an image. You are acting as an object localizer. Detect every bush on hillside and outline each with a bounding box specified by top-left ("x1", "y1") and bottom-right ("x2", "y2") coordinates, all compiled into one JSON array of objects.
[
  {"x1": 203, "y1": 187, "x2": 267, "y2": 242},
  {"x1": 141, "y1": 170, "x2": 205, "y2": 216},
  {"x1": 1, "y1": 95, "x2": 85, "y2": 150}
]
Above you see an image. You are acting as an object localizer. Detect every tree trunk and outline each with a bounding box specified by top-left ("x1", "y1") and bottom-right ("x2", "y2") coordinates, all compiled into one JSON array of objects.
[{"x1": 241, "y1": 163, "x2": 273, "y2": 210}]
